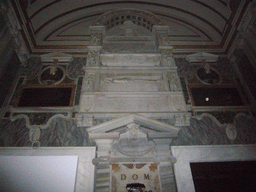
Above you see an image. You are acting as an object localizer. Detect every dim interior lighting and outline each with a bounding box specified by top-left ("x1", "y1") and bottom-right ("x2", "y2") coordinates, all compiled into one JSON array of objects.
[{"x1": 205, "y1": 97, "x2": 209, "y2": 101}]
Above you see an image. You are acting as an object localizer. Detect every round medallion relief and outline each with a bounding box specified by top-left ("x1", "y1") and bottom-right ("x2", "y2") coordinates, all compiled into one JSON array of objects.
[
  {"x1": 39, "y1": 66, "x2": 65, "y2": 85},
  {"x1": 196, "y1": 67, "x2": 221, "y2": 85}
]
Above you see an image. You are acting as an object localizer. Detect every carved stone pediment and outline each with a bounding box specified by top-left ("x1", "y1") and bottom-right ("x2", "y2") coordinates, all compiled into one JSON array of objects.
[
  {"x1": 112, "y1": 123, "x2": 156, "y2": 156},
  {"x1": 88, "y1": 114, "x2": 180, "y2": 157},
  {"x1": 87, "y1": 114, "x2": 180, "y2": 135}
]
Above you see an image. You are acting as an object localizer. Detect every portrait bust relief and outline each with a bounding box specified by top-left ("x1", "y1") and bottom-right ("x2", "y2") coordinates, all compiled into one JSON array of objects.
[
  {"x1": 196, "y1": 67, "x2": 221, "y2": 85},
  {"x1": 39, "y1": 66, "x2": 65, "y2": 85}
]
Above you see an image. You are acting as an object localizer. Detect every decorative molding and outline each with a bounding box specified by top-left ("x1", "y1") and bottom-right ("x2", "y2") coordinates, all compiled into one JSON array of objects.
[
  {"x1": 100, "y1": 54, "x2": 161, "y2": 67},
  {"x1": 172, "y1": 145, "x2": 256, "y2": 192},
  {"x1": 40, "y1": 52, "x2": 73, "y2": 62},
  {"x1": 10, "y1": 113, "x2": 69, "y2": 129},
  {"x1": 93, "y1": 8, "x2": 163, "y2": 30},
  {"x1": 87, "y1": 114, "x2": 180, "y2": 134},
  {"x1": 186, "y1": 52, "x2": 219, "y2": 63}
]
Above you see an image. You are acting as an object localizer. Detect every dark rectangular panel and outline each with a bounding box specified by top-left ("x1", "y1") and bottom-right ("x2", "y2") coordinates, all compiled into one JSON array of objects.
[
  {"x1": 191, "y1": 88, "x2": 244, "y2": 106},
  {"x1": 18, "y1": 87, "x2": 72, "y2": 107},
  {"x1": 190, "y1": 161, "x2": 256, "y2": 192}
]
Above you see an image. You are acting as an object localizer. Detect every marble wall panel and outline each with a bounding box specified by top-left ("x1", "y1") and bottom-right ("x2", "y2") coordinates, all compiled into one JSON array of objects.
[
  {"x1": 80, "y1": 94, "x2": 186, "y2": 112},
  {"x1": 0, "y1": 147, "x2": 96, "y2": 192}
]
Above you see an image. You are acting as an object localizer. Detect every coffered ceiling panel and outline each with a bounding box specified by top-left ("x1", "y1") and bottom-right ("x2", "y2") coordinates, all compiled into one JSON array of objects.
[{"x1": 11, "y1": 0, "x2": 252, "y2": 55}]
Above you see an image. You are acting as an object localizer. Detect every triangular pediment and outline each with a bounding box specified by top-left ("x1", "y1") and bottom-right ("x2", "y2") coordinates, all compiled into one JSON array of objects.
[{"x1": 87, "y1": 114, "x2": 180, "y2": 138}]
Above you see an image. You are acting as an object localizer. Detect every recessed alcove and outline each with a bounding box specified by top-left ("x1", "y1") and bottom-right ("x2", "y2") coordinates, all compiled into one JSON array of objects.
[
  {"x1": 190, "y1": 87, "x2": 244, "y2": 106},
  {"x1": 17, "y1": 87, "x2": 74, "y2": 107},
  {"x1": 190, "y1": 161, "x2": 256, "y2": 192}
]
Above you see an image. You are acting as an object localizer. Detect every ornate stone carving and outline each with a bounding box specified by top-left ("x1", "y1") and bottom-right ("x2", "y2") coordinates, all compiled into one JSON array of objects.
[
  {"x1": 226, "y1": 123, "x2": 237, "y2": 140},
  {"x1": 93, "y1": 9, "x2": 163, "y2": 29},
  {"x1": 80, "y1": 95, "x2": 95, "y2": 112},
  {"x1": 29, "y1": 128, "x2": 40, "y2": 148},
  {"x1": 99, "y1": 73, "x2": 163, "y2": 92},
  {"x1": 86, "y1": 49, "x2": 101, "y2": 67},
  {"x1": 83, "y1": 75, "x2": 95, "y2": 92},
  {"x1": 171, "y1": 96, "x2": 186, "y2": 111},
  {"x1": 11, "y1": 113, "x2": 68, "y2": 127},
  {"x1": 39, "y1": 66, "x2": 65, "y2": 85},
  {"x1": 167, "y1": 72, "x2": 181, "y2": 91},
  {"x1": 67, "y1": 57, "x2": 86, "y2": 79},
  {"x1": 112, "y1": 123, "x2": 156, "y2": 157},
  {"x1": 90, "y1": 33, "x2": 101, "y2": 46},
  {"x1": 160, "y1": 49, "x2": 175, "y2": 67},
  {"x1": 158, "y1": 33, "x2": 171, "y2": 47}
]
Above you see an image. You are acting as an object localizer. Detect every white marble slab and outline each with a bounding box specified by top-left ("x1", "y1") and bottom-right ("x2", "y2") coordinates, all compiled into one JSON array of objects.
[
  {"x1": 0, "y1": 156, "x2": 78, "y2": 192},
  {"x1": 171, "y1": 145, "x2": 256, "y2": 192},
  {"x1": 80, "y1": 94, "x2": 186, "y2": 113},
  {"x1": 0, "y1": 147, "x2": 96, "y2": 192},
  {"x1": 100, "y1": 54, "x2": 161, "y2": 66}
]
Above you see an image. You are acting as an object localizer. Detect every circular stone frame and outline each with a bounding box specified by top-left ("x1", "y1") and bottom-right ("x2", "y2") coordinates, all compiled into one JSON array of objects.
[
  {"x1": 195, "y1": 66, "x2": 222, "y2": 85},
  {"x1": 38, "y1": 66, "x2": 66, "y2": 85}
]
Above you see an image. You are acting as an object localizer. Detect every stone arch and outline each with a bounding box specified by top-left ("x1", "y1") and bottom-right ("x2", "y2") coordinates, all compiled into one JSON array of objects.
[{"x1": 93, "y1": 8, "x2": 163, "y2": 32}]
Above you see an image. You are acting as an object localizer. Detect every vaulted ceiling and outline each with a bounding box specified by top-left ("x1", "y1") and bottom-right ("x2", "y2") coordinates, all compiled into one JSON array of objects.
[{"x1": 11, "y1": 0, "x2": 252, "y2": 55}]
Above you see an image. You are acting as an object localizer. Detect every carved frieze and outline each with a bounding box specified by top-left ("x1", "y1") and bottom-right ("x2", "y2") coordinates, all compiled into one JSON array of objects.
[
  {"x1": 82, "y1": 74, "x2": 95, "y2": 92},
  {"x1": 160, "y1": 48, "x2": 175, "y2": 67},
  {"x1": 167, "y1": 72, "x2": 181, "y2": 91},
  {"x1": 89, "y1": 32, "x2": 102, "y2": 46},
  {"x1": 86, "y1": 48, "x2": 101, "y2": 67},
  {"x1": 100, "y1": 54, "x2": 161, "y2": 66},
  {"x1": 99, "y1": 73, "x2": 164, "y2": 92}
]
